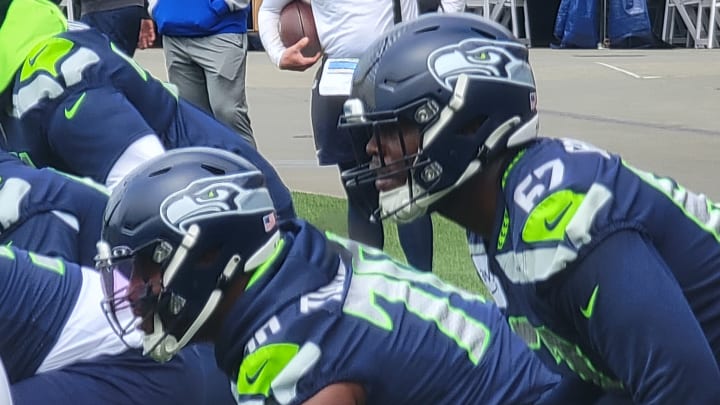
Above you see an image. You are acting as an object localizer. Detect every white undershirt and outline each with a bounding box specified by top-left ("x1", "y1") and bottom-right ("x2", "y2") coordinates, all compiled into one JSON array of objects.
[
  {"x1": 105, "y1": 134, "x2": 166, "y2": 191},
  {"x1": 259, "y1": 0, "x2": 466, "y2": 67},
  {"x1": 0, "y1": 357, "x2": 11, "y2": 405},
  {"x1": 37, "y1": 267, "x2": 142, "y2": 373}
]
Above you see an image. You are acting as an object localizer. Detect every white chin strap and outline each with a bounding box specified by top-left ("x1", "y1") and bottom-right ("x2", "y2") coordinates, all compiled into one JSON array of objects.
[
  {"x1": 143, "y1": 228, "x2": 281, "y2": 363},
  {"x1": 142, "y1": 224, "x2": 243, "y2": 363},
  {"x1": 143, "y1": 253, "x2": 240, "y2": 362}
]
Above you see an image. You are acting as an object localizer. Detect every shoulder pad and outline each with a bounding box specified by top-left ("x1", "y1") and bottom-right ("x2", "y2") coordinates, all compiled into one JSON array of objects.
[{"x1": 496, "y1": 139, "x2": 616, "y2": 282}]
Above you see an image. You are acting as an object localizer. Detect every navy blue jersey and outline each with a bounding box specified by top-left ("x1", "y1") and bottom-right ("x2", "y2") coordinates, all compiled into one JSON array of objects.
[
  {"x1": 0, "y1": 151, "x2": 107, "y2": 266},
  {"x1": 215, "y1": 220, "x2": 586, "y2": 405},
  {"x1": 0, "y1": 244, "x2": 237, "y2": 404},
  {"x1": 0, "y1": 245, "x2": 81, "y2": 382},
  {"x1": 5, "y1": 25, "x2": 294, "y2": 220},
  {"x1": 11, "y1": 344, "x2": 235, "y2": 405},
  {"x1": 468, "y1": 138, "x2": 720, "y2": 403}
]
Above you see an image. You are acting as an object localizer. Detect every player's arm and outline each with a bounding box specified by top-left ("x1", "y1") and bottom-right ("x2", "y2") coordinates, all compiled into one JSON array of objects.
[
  {"x1": 553, "y1": 230, "x2": 720, "y2": 403},
  {"x1": 302, "y1": 382, "x2": 365, "y2": 405},
  {"x1": 48, "y1": 87, "x2": 164, "y2": 189},
  {"x1": 258, "y1": 0, "x2": 321, "y2": 71}
]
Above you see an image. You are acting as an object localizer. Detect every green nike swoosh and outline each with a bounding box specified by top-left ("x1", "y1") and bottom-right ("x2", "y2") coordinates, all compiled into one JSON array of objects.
[
  {"x1": 544, "y1": 202, "x2": 573, "y2": 231},
  {"x1": 28, "y1": 44, "x2": 48, "y2": 66},
  {"x1": 244, "y1": 360, "x2": 268, "y2": 386},
  {"x1": 64, "y1": 92, "x2": 87, "y2": 119},
  {"x1": 581, "y1": 284, "x2": 599, "y2": 319}
]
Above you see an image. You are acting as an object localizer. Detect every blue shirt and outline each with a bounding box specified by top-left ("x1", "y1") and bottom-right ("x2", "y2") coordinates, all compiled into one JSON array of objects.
[
  {"x1": 215, "y1": 220, "x2": 587, "y2": 405},
  {"x1": 5, "y1": 25, "x2": 294, "y2": 220},
  {"x1": 151, "y1": 0, "x2": 249, "y2": 36},
  {"x1": 469, "y1": 137, "x2": 720, "y2": 403}
]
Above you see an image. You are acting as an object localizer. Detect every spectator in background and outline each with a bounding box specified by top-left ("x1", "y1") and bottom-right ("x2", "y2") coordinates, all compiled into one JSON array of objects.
[
  {"x1": 258, "y1": 0, "x2": 464, "y2": 272},
  {"x1": 78, "y1": 0, "x2": 145, "y2": 57},
  {"x1": 142, "y1": 0, "x2": 256, "y2": 146}
]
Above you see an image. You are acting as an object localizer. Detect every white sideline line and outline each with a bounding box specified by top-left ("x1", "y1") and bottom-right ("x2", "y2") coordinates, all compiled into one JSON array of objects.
[{"x1": 595, "y1": 62, "x2": 661, "y2": 80}]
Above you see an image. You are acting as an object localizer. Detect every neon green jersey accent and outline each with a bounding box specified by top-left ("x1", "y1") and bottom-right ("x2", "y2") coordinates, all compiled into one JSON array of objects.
[
  {"x1": 332, "y1": 235, "x2": 491, "y2": 365},
  {"x1": 625, "y1": 161, "x2": 720, "y2": 242},
  {"x1": 11, "y1": 152, "x2": 36, "y2": 168},
  {"x1": 509, "y1": 316, "x2": 623, "y2": 391},
  {"x1": 110, "y1": 42, "x2": 147, "y2": 81},
  {"x1": 245, "y1": 238, "x2": 286, "y2": 290},
  {"x1": 0, "y1": 245, "x2": 15, "y2": 260},
  {"x1": 0, "y1": 0, "x2": 67, "y2": 92},
  {"x1": 49, "y1": 168, "x2": 109, "y2": 195},
  {"x1": 28, "y1": 252, "x2": 65, "y2": 275},
  {"x1": 236, "y1": 343, "x2": 299, "y2": 397},
  {"x1": 498, "y1": 149, "x2": 526, "y2": 250},
  {"x1": 581, "y1": 284, "x2": 599, "y2": 319},
  {"x1": 522, "y1": 189, "x2": 584, "y2": 243},
  {"x1": 20, "y1": 37, "x2": 74, "y2": 82},
  {"x1": 64, "y1": 91, "x2": 86, "y2": 119}
]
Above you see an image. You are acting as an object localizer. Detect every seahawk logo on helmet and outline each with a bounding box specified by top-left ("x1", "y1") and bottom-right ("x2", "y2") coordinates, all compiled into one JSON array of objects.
[
  {"x1": 427, "y1": 38, "x2": 535, "y2": 91},
  {"x1": 160, "y1": 173, "x2": 273, "y2": 235}
]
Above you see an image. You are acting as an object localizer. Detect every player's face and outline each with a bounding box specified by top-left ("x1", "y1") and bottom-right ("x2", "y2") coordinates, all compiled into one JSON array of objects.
[
  {"x1": 366, "y1": 119, "x2": 421, "y2": 192},
  {"x1": 126, "y1": 256, "x2": 164, "y2": 334}
]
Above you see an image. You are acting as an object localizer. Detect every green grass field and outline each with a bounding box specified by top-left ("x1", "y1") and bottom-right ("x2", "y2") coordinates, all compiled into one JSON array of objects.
[{"x1": 293, "y1": 191, "x2": 488, "y2": 297}]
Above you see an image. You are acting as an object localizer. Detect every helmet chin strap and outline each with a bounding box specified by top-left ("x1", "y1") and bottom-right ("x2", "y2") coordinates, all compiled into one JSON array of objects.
[
  {"x1": 143, "y1": 224, "x2": 243, "y2": 362},
  {"x1": 143, "y1": 314, "x2": 175, "y2": 362},
  {"x1": 422, "y1": 74, "x2": 469, "y2": 149},
  {"x1": 144, "y1": 253, "x2": 241, "y2": 362}
]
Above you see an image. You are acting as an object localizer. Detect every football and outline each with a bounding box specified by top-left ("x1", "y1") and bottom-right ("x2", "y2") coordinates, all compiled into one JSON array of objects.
[{"x1": 279, "y1": 0, "x2": 321, "y2": 57}]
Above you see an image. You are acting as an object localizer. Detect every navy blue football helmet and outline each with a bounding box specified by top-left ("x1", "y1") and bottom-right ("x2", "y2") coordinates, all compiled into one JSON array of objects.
[
  {"x1": 96, "y1": 147, "x2": 280, "y2": 362},
  {"x1": 340, "y1": 14, "x2": 538, "y2": 223}
]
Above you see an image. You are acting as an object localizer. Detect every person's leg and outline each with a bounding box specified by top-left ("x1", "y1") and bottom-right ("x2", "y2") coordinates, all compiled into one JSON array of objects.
[
  {"x1": 163, "y1": 36, "x2": 212, "y2": 114},
  {"x1": 80, "y1": 5, "x2": 143, "y2": 57},
  {"x1": 338, "y1": 161, "x2": 384, "y2": 249},
  {"x1": 397, "y1": 215, "x2": 434, "y2": 272},
  {"x1": 310, "y1": 63, "x2": 383, "y2": 248},
  {"x1": 11, "y1": 347, "x2": 236, "y2": 405},
  {"x1": 185, "y1": 34, "x2": 255, "y2": 146}
]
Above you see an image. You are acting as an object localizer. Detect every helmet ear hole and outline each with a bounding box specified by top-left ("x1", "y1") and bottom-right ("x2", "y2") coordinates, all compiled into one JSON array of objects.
[
  {"x1": 201, "y1": 164, "x2": 226, "y2": 176},
  {"x1": 149, "y1": 167, "x2": 171, "y2": 177}
]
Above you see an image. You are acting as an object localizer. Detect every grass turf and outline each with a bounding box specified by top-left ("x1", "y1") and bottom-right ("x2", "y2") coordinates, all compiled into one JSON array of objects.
[{"x1": 292, "y1": 191, "x2": 488, "y2": 297}]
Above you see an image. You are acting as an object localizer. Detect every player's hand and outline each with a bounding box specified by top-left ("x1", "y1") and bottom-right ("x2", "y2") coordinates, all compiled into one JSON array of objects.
[
  {"x1": 138, "y1": 19, "x2": 156, "y2": 49},
  {"x1": 279, "y1": 37, "x2": 322, "y2": 72}
]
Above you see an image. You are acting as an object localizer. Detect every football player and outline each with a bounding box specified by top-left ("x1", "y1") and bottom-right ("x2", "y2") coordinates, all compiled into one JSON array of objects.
[
  {"x1": 96, "y1": 147, "x2": 594, "y2": 404},
  {"x1": 0, "y1": 0, "x2": 294, "y2": 220},
  {"x1": 0, "y1": 243, "x2": 235, "y2": 404},
  {"x1": 339, "y1": 13, "x2": 720, "y2": 404}
]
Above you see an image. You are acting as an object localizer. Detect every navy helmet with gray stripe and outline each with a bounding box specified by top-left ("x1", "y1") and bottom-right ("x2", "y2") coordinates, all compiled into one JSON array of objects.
[
  {"x1": 340, "y1": 13, "x2": 539, "y2": 223},
  {"x1": 96, "y1": 147, "x2": 280, "y2": 362}
]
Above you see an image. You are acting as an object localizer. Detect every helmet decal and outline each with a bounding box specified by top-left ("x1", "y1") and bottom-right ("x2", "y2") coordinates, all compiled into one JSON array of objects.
[
  {"x1": 427, "y1": 38, "x2": 534, "y2": 91},
  {"x1": 160, "y1": 172, "x2": 271, "y2": 234}
]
